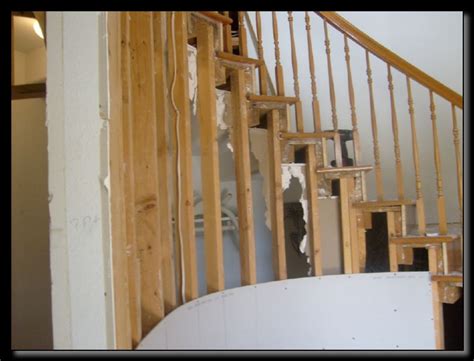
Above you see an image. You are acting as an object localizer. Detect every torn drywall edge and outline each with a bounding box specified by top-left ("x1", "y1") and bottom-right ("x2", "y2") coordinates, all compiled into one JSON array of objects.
[
  {"x1": 249, "y1": 128, "x2": 271, "y2": 230},
  {"x1": 188, "y1": 45, "x2": 235, "y2": 154},
  {"x1": 281, "y1": 163, "x2": 312, "y2": 273},
  {"x1": 187, "y1": 44, "x2": 198, "y2": 116}
]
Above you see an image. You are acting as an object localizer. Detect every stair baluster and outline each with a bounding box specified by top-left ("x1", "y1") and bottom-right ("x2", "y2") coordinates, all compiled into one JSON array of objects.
[
  {"x1": 429, "y1": 91, "x2": 448, "y2": 275},
  {"x1": 406, "y1": 77, "x2": 426, "y2": 235},
  {"x1": 255, "y1": 12, "x2": 268, "y2": 95},
  {"x1": 323, "y1": 20, "x2": 339, "y2": 131},
  {"x1": 387, "y1": 64, "x2": 405, "y2": 201},
  {"x1": 238, "y1": 12, "x2": 248, "y2": 57},
  {"x1": 365, "y1": 50, "x2": 384, "y2": 200}
]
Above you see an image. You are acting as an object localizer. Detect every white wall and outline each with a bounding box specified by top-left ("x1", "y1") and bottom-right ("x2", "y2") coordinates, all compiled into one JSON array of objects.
[
  {"x1": 247, "y1": 12, "x2": 463, "y2": 224},
  {"x1": 11, "y1": 28, "x2": 52, "y2": 349},
  {"x1": 47, "y1": 11, "x2": 114, "y2": 349}
]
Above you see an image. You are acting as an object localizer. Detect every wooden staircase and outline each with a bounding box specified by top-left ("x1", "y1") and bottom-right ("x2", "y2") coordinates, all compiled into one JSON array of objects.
[{"x1": 107, "y1": 11, "x2": 463, "y2": 349}]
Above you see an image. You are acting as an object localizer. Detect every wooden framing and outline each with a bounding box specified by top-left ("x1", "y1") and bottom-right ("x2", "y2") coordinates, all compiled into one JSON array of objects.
[
  {"x1": 172, "y1": 11, "x2": 199, "y2": 302},
  {"x1": 12, "y1": 83, "x2": 46, "y2": 100},
  {"x1": 386, "y1": 211, "x2": 399, "y2": 272},
  {"x1": 267, "y1": 109, "x2": 287, "y2": 280},
  {"x1": 152, "y1": 12, "x2": 177, "y2": 314},
  {"x1": 231, "y1": 68, "x2": 257, "y2": 286},
  {"x1": 339, "y1": 177, "x2": 352, "y2": 274},
  {"x1": 129, "y1": 12, "x2": 164, "y2": 337},
  {"x1": 306, "y1": 146, "x2": 323, "y2": 276},
  {"x1": 196, "y1": 19, "x2": 225, "y2": 293},
  {"x1": 107, "y1": 11, "x2": 132, "y2": 349},
  {"x1": 120, "y1": 11, "x2": 141, "y2": 348},
  {"x1": 428, "y1": 246, "x2": 445, "y2": 349}
]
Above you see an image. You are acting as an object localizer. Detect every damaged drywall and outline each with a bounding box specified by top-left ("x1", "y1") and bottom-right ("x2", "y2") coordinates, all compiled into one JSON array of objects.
[{"x1": 188, "y1": 44, "x2": 234, "y2": 153}]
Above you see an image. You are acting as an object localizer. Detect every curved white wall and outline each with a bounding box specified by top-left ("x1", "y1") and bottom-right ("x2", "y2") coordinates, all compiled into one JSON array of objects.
[{"x1": 138, "y1": 272, "x2": 436, "y2": 350}]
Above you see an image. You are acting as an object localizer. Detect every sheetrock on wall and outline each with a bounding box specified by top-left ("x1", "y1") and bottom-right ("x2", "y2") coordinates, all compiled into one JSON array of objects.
[
  {"x1": 47, "y1": 11, "x2": 114, "y2": 349},
  {"x1": 137, "y1": 272, "x2": 436, "y2": 349}
]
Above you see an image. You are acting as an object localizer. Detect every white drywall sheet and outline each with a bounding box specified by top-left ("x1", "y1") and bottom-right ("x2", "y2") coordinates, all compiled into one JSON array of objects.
[{"x1": 138, "y1": 272, "x2": 436, "y2": 349}]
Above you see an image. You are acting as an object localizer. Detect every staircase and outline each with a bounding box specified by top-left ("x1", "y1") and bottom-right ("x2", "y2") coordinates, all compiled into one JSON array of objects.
[
  {"x1": 193, "y1": 11, "x2": 463, "y2": 348},
  {"x1": 109, "y1": 11, "x2": 463, "y2": 349}
]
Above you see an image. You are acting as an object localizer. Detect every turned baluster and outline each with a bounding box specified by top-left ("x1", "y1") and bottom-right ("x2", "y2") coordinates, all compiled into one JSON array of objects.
[
  {"x1": 429, "y1": 91, "x2": 448, "y2": 274},
  {"x1": 451, "y1": 104, "x2": 462, "y2": 223},
  {"x1": 287, "y1": 11, "x2": 304, "y2": 131},
  {"x1": 272, "y1": 11, "x2": 285, "y2": 96},
  {"x1": 223, "y1": 11, "x2": 233, "y2": 53},
  {"x1": 238, "y1": 12, "x2": 248, "y2": 57},
  {"x1": 406, "y1": 77, "x2": 426, "y2": 234},
  {"x1": 365, "y1": 50, "x2": 384, "y2": 200},
  {"x1": 323, "y1": 20, "x2": 338, "y2": 131},
  {"x1": 343, "y1": 35, "x2": 362, "y2": 166},
  {"x1": 305, "y1": 11, "x2": 328, "y2": 167},
  {"x1": 387, "y1": 64, "x2": 405, "y2": 200},
  {"x1": 255, "y1": 12, "x2": 268, "y2": 95}
]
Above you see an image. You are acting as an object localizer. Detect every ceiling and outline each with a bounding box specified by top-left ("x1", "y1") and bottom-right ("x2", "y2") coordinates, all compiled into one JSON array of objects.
[{"x1": 14, "y1": 16, "x2": 44, "y2": 53}]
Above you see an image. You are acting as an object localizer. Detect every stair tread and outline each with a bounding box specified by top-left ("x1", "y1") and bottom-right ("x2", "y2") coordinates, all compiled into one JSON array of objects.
[
  {"x1": 247, "y1": 94, "x2": 299, "y2": 104},
  {"x1": 390, "y1": 234, "x2": 460, "y2": 245},
  {"x1": 316, "y1": 165, "x2": 373, "y2": 174},
  {"x1": 216, "y1": 51, "x2": 263, "y2": 66},
  {"x1": 353, "y1": 199, "x2": 416, "y2": 208},
  {"x1": 431, "y1": 274, "x2": 463, "y2": 283},
  {"x1": 279, "y1": 131, "x2": 337, "y2": 141}
]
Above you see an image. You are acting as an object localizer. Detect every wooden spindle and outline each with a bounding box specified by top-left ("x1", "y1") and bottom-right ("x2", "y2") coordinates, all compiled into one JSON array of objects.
[
  {"x1": 272, "y1": 11, "x2": 285, "y2": 96},
  {"x1": 429, "y1": 91, "x2": 447, "y2": 234},
  {"x1": 323, "y1": 20, "x2": 338, "y2": 131},
  {"x1": 255, "y1": 12, "x2": 268, "y2": 95},
  {"x1": 387, "y1": 64, "x2": 405, "y2": 200},
  {"x1": 238, "y1": 12, "x2": 248, "y2": 57},
  {"x1": 406, "y1": 77, "x2": 426, "y2": 235},
  {"x1": 305, "y1": 12, "x2": 328, "y2": 169},
  {"x1": 343, "y1": 35, "x2": 361, "y2": 165},
  {"x1": 305, "y1": 12, "x2": 321, "y2": 132},
  {"x1": 365, "y1": 50, "x2": 384, "y2": 200},
  {"x1": 223, "y1": 11, "x2": 233, "y2": 53},
  {"x1": 429, "y1": 91, "x2": 448, "y2": 275},
  {"x1": 451, "y1": 104, "x2": 462, "y2": 222},
  {"x1": 287, "y1": 11, "x2": 304, "y2": 131}
]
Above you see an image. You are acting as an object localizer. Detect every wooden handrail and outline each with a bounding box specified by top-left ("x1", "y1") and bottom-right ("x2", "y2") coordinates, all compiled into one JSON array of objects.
[{"x1": 316, "y1": 12, "x2": 463, "y2": 108}]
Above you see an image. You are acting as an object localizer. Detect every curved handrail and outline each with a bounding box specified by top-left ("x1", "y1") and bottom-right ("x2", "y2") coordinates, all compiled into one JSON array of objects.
[{"x1": 316, "y1": 12, "x2": 462, "y2": 108}]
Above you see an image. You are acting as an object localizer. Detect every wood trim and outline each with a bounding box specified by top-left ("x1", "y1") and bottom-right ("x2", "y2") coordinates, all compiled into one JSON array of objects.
[
  {"x1": 316, "y1": 12, "x2": 462, "y2": 108},
  {"x1": 232, "y1": 68, "x2": 257, "y2": 286},
  {"x1": 152, "y1": 12, "x2": 177, "y2": 314},
  {"x1": 129, "y1": 11, "x2": 164, "y2": 337},
  {"x1": 12, "y1": 83, "x2": 46, "y2": 100},
  {"x1": 196, "y1": 20, "x2": 225, "y2": 294},
  {"x1": 107, "y1": 11, "x2": 132, "y2": 349}
]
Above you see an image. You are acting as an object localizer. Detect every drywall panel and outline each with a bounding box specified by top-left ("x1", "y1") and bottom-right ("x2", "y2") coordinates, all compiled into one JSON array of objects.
[
  {"x1": 137, "y1": 272, "x2": 436, "y2": 349},
  {"x1": 47, "y1": 11, "x2": 114, "y2": 349}
]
